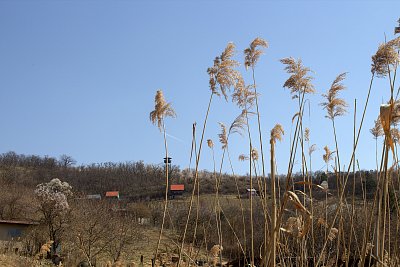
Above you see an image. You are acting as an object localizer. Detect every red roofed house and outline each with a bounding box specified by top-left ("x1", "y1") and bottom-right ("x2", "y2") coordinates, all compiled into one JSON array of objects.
[
  {"x1": 169, "y1": 184, "x2": 184, "y2": 199},
  {"x1": 105, "y1": 191, "x2": 119, "y2": 199},
  {"x1": 105, "y1": 191, "x2": 120, "y2": 210}
]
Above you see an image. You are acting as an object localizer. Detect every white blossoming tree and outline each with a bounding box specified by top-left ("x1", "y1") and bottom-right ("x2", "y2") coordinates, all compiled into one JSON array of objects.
[{"x1": 35, "y1": 178, "x2": 72, "y2": 255}]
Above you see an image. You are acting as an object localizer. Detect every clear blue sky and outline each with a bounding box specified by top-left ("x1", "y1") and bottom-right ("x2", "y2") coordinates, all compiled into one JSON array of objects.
[{"x1": 0, "y1": 0, "x2": 399, "y2": 175}]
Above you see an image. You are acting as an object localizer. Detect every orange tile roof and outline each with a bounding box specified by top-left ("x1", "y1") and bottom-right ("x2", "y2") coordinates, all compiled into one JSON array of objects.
[
  {"x1": 170, "y1": 184, "x2": 184, "y2": 191},
  {"x1": 105, "y1": 191, "x2": 119, "y2": 197}
]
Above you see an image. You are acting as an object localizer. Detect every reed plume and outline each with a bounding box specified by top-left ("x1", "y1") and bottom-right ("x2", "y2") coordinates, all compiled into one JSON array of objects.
[
  {"x1": 309, "y1": 144, "x2": 317, "y2": 156},
  {"x1": 251, "y1": 147, "x2": 259, "y2": 161},
  {"x1": 321, "y1": 72, "x2": 348, "y2": 119},
  {"x1": 150, "y1": 90, "x2": 176, "y2": 129},
  {"x1": 207, "y1": 139, "x2": 214, "y2": 148},
  {"x1": 207, "y1": 43, "x2": 240, "y2": 100},
  {"x1": 271, "y1": 124, "x2": 284, "y2": 143},
  {"x1": 229, "y1": 109, "x2": 249, "y2": 136},
  {"x1": 304, "y1": 127, "x2": 310, "y2": 142},
  {"x1": 238, "y1": 154, "x2": 249, "y2": 161},
  {"x1": 371, "y1": 36, "x2": 400, "y2": 77},
  {"x1": 280, "y1": 57, "x2": 315, "y2": 97},
  {"x1": 232, "y1": 77, "x2": 257, "y2": 108},
  {"x1": 323, "y1": 145, "x2": 334, "y2": 165},
  {"x1": 391, "y1": 127, "x2": 400, "y2": 144},
  {"x1": 218, "y1": 123, "x2": 228, "y2": 149},
  {"x1": 244, "y1": 37, "x2": 268, "y2": 70},
  {"x1": 370, "y1": 117, "x2": 384, "y2": 139}
]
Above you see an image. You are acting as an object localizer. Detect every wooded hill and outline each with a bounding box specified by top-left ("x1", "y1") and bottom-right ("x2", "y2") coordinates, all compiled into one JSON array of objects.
[{"x1": 0, "y1": 151, "x2": 382, "y2": 201}]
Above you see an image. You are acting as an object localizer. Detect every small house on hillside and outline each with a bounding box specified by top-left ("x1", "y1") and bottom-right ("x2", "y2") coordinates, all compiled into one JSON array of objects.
[
  {"x1": 246, "y1": 188, "x2": 258, "y2": 198},
  {"x1": 105, "y1": 191, "x2": 119, "y2": 200},
  {"x1": 86, "y1": 194, "x2": 102, "y2": 200},
  {"x1": 0, "y1": 220, "x2": 39, "y2": 253},
  {"x1": 169, "y1": 184, "x2": 184, "y2": 198}
]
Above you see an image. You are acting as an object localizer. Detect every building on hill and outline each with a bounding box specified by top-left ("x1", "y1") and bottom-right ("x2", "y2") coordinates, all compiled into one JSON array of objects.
[
  {"x1": 105, "y1": 191, "x2": 119, "y2": 200},
  {"x1": 105, "y1": 191, "x2": 120, "y2": 210},
  {"x1": 0, "y1": 220, "x2": 39, "y2": 253},
  {"x1": 245, "y1": 188, "x2": 258, "y2": 198},
  {"x1": 169, "y1": 184, "x2": 184, "y2": 199},
  {"x1": 86, "y1": 194, "x2": 102, "y2": 200}
]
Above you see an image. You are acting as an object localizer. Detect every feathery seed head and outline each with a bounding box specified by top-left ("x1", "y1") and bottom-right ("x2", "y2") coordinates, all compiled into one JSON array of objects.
[
  {"x1": 371, "y1": 37, "x2": 400, "y2": 77},
  {"x1": 207, "y1": 139, "x2": 214, "y2": 148},
  {"x1": 207, "y1": 43, "x2": 240, "y2": 101},
  {"x1": 244, "y1": 37, "x2": 268, "y2": 70},
  {"x1": 251, "y1": 147, "x2": 259, "y2": 161},
  {"x1": 323, "y1": 145, "x2": 333, "y2": 164},
  {"x1": 309, "y1": 144, "x2": 317, "y2": 156},
  {"x1": 281, "y1": 57, "x2": 315, "y2": 96},
  {"x1": 238, "y1": 154, "x2": 249, "y2": 161},
  {"x1": 229, "y1": 109, "x2": 248, "y2": 136},
  {"x1": 305, "y1": 128, "x2": 310, "y2": 141},
  {"x1": 321, "y1": 72, "x2": 348, "y2": 120},
  {"x1": 271, "y1": 124, "x2": 284, "y2": 143},
  {"x1": 218, "y1": 123, "x2": 228, "y2": 149},
  {"x1": 232, "y1": 77, "x2": 257, "y2": 108},
  {"x1": 149, "y1": 90, "x2": 176, "y2": 130},
  {"x1": 328, "y1": 228, "x2": 339, "y2": 241},
  {"x1": 391, "y1": 128, "x2": 400, "y2": 143},
  {"x1": 370, "y1": 117, "x2": 384, "y2": 139}
]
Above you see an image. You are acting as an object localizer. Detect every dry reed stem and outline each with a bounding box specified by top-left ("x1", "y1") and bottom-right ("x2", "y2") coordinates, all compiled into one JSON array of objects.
[{"x1": 150, "y1": 90, "x2": 176, "y2": 261}]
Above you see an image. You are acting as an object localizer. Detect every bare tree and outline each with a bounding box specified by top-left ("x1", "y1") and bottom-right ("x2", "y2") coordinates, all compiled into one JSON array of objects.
[
  {"x1": 68, "y1": 201, "x2": 114, "y2": 267},
  {"x1": 59, "y1": 154, "x2": 77, "y2": 168}
]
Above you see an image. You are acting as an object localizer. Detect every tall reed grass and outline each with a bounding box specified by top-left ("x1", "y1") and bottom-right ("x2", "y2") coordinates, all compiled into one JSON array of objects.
[{"x1": 151, "y1": 29, "x2": 400, "y2": 266}]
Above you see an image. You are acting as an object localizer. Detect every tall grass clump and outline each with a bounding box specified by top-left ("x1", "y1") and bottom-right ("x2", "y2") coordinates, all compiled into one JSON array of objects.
[{"x1": 150, "y1": 25, "x2": 400, "y2": 267}]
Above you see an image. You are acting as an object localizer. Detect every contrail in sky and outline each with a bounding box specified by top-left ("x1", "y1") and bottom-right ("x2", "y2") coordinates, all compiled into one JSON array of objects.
[{"x1": 165, "y1": 132, "x2": 186, "y2": 144}]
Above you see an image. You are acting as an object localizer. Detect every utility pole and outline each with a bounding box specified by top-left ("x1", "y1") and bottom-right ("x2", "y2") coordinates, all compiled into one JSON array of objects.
[{"x1": 164, "y1": 156, "x2": 172, "y2": 188}]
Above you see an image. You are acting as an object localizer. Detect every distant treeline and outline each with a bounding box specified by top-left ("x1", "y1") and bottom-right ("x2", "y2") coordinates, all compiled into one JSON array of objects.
[{"x1": 0, "y1": 151, "x2": 384, "y2": 199}]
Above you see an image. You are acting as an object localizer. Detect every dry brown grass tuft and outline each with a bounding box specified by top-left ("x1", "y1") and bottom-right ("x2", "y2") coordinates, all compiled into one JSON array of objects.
[
  {"x1": 281, "y1": 216, "x2": 302, "y2": 237},
  {"x1": 35, "y1": 240, "x2": 53, "y2": 260},
  {"x1": 327, "y1": 227, "x2": 339, "y2": 241}
]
